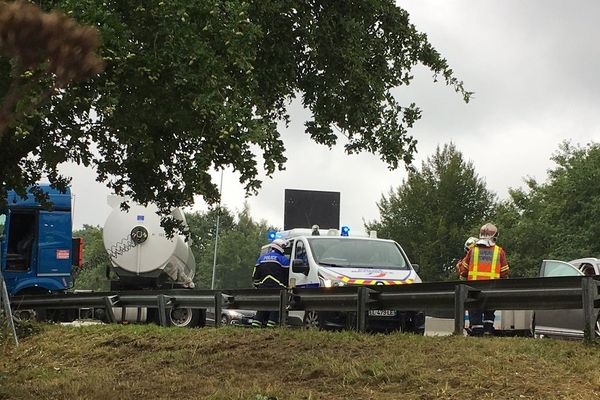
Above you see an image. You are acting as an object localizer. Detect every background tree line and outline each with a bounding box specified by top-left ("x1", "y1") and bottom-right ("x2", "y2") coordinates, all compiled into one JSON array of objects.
[
  {"x1": 368, "y1": 141, "x2": 600, "y2": 281},
  {"x1": 76, "y1": 141, "x2": 600, "y2": 289}
]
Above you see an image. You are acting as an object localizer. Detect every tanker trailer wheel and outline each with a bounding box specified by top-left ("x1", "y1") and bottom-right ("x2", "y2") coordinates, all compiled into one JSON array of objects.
[{"x1": 168, "y1": 307, "x2": 200, "y2": 328}]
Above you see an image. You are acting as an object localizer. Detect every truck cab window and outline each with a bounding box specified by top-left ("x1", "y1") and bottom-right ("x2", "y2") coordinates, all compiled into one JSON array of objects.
[{"x1": 5, "y1": 212, "x2": 36, "y2": 272}]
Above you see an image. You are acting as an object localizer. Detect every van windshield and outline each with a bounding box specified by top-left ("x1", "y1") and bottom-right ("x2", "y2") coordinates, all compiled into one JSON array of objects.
[{"x1": 306, "y1": 238, "x2": 409, "y2": 270}]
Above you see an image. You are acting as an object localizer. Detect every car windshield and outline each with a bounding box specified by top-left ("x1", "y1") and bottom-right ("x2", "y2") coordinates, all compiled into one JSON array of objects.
[{"x1": 306, "y1": 238, "x2": 409, "y2": 269}]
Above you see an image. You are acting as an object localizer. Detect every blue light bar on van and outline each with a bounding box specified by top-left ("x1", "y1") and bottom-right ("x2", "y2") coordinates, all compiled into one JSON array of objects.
[
  {"x1": 267, "y1": 230, "x2": 285, "y2": 241},
  {"x1": 341, "y1": 226, "x2": 350, "y2": 236}
]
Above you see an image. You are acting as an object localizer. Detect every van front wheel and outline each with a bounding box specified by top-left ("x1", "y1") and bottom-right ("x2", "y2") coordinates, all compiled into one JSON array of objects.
[{"x1": 303, "y1": 310, "x2": 321, "y2": 330}]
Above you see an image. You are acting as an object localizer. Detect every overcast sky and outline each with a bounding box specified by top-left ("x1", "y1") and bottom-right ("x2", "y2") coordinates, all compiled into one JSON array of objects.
[{"x1": 63, "y1": 0, "x2": 600, "y2": 234}]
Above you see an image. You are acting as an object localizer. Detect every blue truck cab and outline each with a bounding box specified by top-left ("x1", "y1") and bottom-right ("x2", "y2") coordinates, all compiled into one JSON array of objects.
[{"x1": 0, "y1": 184, "x2": 80, "y2": 296}]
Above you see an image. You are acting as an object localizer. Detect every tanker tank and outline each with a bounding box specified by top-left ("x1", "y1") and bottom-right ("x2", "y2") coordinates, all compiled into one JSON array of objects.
[{"x1": 102, "y1": 196, "x2": 195, "y2": 289}]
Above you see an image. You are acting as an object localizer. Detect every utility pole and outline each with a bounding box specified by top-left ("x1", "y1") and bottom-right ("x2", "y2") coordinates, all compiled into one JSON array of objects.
[{"x1": 210, "y1": 170, "x2": 224, "y2": 290}]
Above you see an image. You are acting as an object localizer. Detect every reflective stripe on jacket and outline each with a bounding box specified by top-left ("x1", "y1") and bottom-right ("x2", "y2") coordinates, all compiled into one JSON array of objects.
[{"x1": 466, "y1": 244, "x2": 508, "y2": 281}]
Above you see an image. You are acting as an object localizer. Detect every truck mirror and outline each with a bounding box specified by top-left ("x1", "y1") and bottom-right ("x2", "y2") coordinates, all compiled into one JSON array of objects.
[
  {"x1": 411, "y1": 263, "x2": 420, "y2": 273},
  {"x1": 292, "y1": 259, "x2": 309, "y2": 275}
]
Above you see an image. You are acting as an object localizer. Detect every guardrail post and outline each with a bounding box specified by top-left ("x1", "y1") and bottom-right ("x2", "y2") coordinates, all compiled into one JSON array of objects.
[
  {"x1": 582, "y1": 277, "x2": 597, "y2": 343},
  {"x1": 279, "y1": 289, "x2": 288, "y2": 327},
  {"x1": 103, "y1": 295, "x2": 118, "y2": 324},
  {"x1": 157, "y1": 295, "x2": 168, "y2": 327},
  {"x1": 214, "y1": 291, "x2": 222, "y2": 328},
  {"x1": 356, "y1": 286, "x2": 368, "y2": 332},
  {"x1": 0, "y1": 273, "x2": 18, "y2": 346},
  {"x1": 454, "y1": 284, "x2": 469, "y2": 335}
]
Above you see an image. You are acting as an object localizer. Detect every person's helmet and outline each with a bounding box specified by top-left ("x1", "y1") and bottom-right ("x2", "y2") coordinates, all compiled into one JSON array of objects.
[
  {"x1": 464, "y1": 236, "x2": 478, "y2": 252},
  {"x1": 270, "y1": 238, "x2": 289, "y2": 254},
  {"x1": 479, "y1": 223, "x2": 499, "y2": 241}
]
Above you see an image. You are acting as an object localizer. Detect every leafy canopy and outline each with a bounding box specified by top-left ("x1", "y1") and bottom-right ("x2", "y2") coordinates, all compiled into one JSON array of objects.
[
  {"x1": 366, "y1": 143, "x2": 494, "y2": 281},
  {"x1": 0, "y1": 0, "x2": 470, "y2": 218},
  {"x1": 495, "y1": 142, "x2": 600, "y2": 277},
  {"x1": 188, "y1": 204, "x2": 273, "y2": 289},
  {"x1": 72, "y1": 224, "x2": 110, "y2": 291}
]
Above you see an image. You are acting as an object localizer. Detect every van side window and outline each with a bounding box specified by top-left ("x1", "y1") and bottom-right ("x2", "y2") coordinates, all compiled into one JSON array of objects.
[
  {"x1": 295, "y1": 240, "x2": 307, "y2": 264},
  {"x1": 283, "y1": 243, "x2": 293, "y2": 258}
]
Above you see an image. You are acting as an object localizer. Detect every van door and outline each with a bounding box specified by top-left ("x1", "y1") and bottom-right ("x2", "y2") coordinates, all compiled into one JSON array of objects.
[
  {"x1": 535, "y1": 260, "x2": 585, "y2": 338},
  {"x1": 289, "y1": 239, "x2": 317, "y2": 288}
]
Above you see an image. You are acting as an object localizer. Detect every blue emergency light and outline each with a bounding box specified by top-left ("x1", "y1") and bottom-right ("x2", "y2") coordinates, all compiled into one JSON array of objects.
[
  {"x1": 267, "y1": 230, "x2": 277, "y2": 241},
  {"x1": 341, "y1": 226, "x2": 350, "y2": 236}
]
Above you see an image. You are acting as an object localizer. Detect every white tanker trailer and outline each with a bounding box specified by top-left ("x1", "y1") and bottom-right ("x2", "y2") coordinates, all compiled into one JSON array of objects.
[{"x1": 101, "y1": 196, "x2": 203, "y2": 327}]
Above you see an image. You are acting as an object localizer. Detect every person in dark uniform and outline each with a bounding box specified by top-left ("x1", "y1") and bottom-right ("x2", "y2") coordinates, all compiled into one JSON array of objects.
[{"x1": 251, "y1": 239, "x2": 290, "y2": 327}]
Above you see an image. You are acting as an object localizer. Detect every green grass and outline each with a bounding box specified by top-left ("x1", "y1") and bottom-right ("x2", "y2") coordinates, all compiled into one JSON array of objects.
[{"x1": 2, "y1": 324, "x2": 600, "y2": 399}]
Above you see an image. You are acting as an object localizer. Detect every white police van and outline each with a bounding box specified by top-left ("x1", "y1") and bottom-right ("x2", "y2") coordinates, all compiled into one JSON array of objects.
[{"x1": 264, "y1": 227, "x2": 424, "y2": 333}]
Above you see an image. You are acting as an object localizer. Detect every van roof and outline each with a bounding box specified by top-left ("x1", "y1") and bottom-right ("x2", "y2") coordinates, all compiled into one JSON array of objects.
[{"x1": 278, "y1": 228, "x2": 372, "y2": 240}]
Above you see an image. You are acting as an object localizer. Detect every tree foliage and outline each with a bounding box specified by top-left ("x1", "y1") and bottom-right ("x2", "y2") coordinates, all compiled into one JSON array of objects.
[
  {"x1": 495, "y1": 142, "x2": 600, "y2": 277},
  {"x1": 366, "y1": 143, "x2": 494, "y2": 281},
  {"x1": 0, "y1": 1, "x2": 103, "y2": 135},
  {"x1": 188, "y1": 204, "x2": 272, "y2": 289},
  {"x1": 186, "y1": 207, "x2": 235, "y2": 262},
  {"x1": 72, "y1": 224, "x2": 110, "y2": 291},
  {"x1": 1, "y1": 0, "x2": 470, "y2": 220},
  {"x1": 0, "y1": 1, "x2": 103, "y2": 203}
]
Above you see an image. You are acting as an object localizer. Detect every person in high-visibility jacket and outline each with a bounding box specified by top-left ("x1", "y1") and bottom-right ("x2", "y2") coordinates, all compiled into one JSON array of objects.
[
  {"x1": 251, "y1": 238, "x2": 290, "y2": 328},
  {"x1": 457, "y1": 223, "x2": 509, "y2": 336}
]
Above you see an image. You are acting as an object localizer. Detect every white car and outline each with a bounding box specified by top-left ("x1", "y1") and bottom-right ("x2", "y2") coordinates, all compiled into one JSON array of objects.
[{"x1": 534, "y1": 258, "x2": 600, "y2": 339}]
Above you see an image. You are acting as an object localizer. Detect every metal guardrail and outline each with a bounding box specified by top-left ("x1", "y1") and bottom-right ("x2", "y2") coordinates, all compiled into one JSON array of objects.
[{"x1": 9, "y1": 276, "x2": 600, "y2": 342}]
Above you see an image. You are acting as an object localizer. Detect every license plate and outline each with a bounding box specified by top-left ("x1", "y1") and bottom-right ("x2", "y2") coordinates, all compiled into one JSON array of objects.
[{"x1": 368, "y1": 310, "x2": 397, "y2": 317}]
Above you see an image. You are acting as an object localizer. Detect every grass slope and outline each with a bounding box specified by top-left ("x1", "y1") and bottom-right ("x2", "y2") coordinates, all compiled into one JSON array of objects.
[{"x1": 2, "y1": 324, "x2": 600, "y2": 399}]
